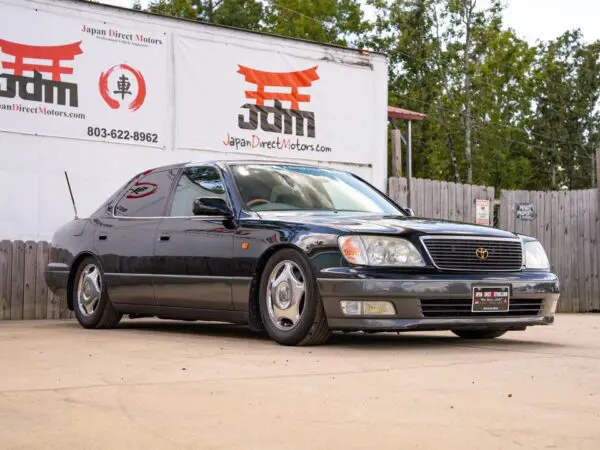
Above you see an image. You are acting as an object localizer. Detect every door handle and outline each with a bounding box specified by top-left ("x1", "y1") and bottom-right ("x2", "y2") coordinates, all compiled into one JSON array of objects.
[
  {"x1": 159, "y1": 235, "x2": 171, "y2": 241},
  {"x1": 98, "y1": 234, "x2": 107, "y2": 241}
]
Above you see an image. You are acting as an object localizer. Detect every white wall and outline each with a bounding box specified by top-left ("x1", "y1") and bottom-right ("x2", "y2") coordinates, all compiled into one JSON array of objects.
[{"x1": 0, "y1": 0, "x2": 388, "y2": 241}]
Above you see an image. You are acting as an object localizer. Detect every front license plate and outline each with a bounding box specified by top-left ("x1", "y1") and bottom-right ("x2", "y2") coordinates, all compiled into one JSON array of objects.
[{"x1": 472, "y1": 286, "x2": 510, "y2": 312}]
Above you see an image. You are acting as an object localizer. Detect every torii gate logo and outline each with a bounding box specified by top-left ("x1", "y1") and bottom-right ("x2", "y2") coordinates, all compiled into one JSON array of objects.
[
  {"x1": 237, "y1": 65, "x2": 319, "y2": 138},
  {"x1": 0, "y1": 39, "x2": 83, "y2": 107}
]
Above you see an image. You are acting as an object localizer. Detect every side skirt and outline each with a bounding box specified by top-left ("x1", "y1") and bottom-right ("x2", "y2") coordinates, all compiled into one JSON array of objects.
[{"x1": 113, "y1": 304, "x2": 249, "y2": 324}]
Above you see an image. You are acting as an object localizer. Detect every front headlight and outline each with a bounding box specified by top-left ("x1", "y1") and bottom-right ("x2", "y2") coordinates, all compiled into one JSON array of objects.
[
  {"x1": 338, "y1": 235, "x2": 425, "y2": 267},
  {"x1": 524, "y1": 240, "x2": 550, "y2": 270}
]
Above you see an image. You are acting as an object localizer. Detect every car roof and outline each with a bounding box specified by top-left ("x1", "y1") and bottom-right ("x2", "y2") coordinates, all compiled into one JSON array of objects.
[
  {"x1": 137, "y1": 160, "x2": 350, "y2": 177},
  {"x1": 185, "y1": 160, "x2": 322, "y2": 168}
]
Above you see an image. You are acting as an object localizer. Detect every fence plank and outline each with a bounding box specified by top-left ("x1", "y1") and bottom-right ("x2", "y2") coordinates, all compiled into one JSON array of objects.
[
  {"x1": 0, "y1": 240, "x2": 13, "y2": 320},
  {"x1": 10, "y1": 240, "x2": 25, "y2": 320},
  {"x1": 455, "y1": 183, "x2": 464, "y2": 223},
  {"x1": 583, "y1": 190, "x2": 592, "y2": 312},
  {"x1": 388, "y1": 178, "x2": 397, "y2": 202},
  {"x1": 557, "y1": 191, "x2": 568, "y2": 312},
  {"x1": 463, "y1": 183, "x2": 473, "y2": 223},
  {"x1": 400, "y1": 177, "x2": 408, "y2": 207},
  {"x1": 568, "y1": 191, "x2": 577, "y2": 312},
  {"x1": 546, "y1": 192, "x2": 555, "y2": 273},
  {"x1": 572, "y1": 191, "x2": 582, "y2": 312},
  {"x1": 424, "y1": 178, "x2": 433, "y2": 218},
  {"x1": 592, "y1": 189, "x2": 600, "y2": 311},
  {"x1": 23, "y1": 241, "x2": 37, "y2": 320},
  {"x1": 35, "y1": 242, "x2": 49, "y2": 320},
  {"x1": 416, "y1": 178, "x2": 425, "y2": 217},
  {"x1": 440, "y1": 181, "x2": 449, "y2": 221},
  {"x1": 448, "y1": 182, "x2": 456, "y2": 222}
]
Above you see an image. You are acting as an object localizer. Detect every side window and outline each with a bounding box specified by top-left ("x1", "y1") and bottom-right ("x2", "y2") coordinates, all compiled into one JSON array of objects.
[
  {"x1": 114, "y1": 169, "x2": 178, "y2": 217},
  {"x1": 169, "y1": 166, "x2": 229, "y2": 216}
]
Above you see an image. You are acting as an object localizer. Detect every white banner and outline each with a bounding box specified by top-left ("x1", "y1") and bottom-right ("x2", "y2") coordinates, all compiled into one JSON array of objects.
[
  {"x1": 0, "y1": 3, "x2": 168, "y2": 147},
  {"x1": 174, "y1": 35, "x2": 382, "y2": 164}
]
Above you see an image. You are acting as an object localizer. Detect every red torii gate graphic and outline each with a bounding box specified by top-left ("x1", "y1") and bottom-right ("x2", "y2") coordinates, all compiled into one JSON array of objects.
[
  {"x1": 0, "y1": 39, "x2": 83, "y2": 81},
  {"x1": 237, "y1": 65, "x2": 319, "y2": 110}
]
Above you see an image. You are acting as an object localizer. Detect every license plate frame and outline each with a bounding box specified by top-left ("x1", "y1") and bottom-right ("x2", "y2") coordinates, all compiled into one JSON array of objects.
[{"x1": 472, "y1": 286, "x2": 510, "y2": 313}]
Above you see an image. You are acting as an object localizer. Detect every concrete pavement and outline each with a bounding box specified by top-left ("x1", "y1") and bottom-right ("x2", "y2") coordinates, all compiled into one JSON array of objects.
[{"x1": 0, "y1": 315, "x2": 599, "y2": 450}]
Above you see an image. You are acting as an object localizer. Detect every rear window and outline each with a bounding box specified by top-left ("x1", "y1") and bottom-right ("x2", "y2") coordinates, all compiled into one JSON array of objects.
[{"x1": 114, "y1": 168, "x2": 179, "y2": 217}]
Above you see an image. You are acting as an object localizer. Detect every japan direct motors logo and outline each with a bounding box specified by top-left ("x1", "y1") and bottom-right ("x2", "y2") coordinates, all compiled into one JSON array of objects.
[
  {"x1": 237, "y1": 65, "x2": 319, "y2": 137},
  {"x1": 0, "y1": 39, "x2": 83, "y2": 107}
]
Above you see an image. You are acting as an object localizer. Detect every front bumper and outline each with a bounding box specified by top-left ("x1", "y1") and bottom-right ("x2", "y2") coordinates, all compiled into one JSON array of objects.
[{"x1": 317, "y1": 272, "x2": 560, "y2": 332}]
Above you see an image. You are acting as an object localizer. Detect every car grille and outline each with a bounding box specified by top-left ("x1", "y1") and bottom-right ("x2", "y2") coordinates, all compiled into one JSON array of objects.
[
  {"x1": 421, "y1": 238, "x2": 523, "y2": 271},
  {"x1": 420, "y1": 299, "x2": 544, "y2": 318}
]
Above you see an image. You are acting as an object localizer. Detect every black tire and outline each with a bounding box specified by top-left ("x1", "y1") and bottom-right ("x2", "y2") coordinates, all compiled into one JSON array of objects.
[
  {"x1": 258, "y1": 249, "x2": 331, "y2": 346},
  {"x1": 451, "y1": 329, "x2": 507, "y2": 340},
  {"x1": 72, "y1": 256, "x2": 122, "y2": 329}
]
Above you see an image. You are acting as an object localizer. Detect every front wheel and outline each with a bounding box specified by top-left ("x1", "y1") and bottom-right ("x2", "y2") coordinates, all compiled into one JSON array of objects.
[
  {"x1": 258, "y1": 249, "x2": 331, "y2": 346},
  {"x1": 451, "y1": 329, "x2": 507, "y2": 340},
  {"x1": 73, "y1": 257, "x2": 122, "y2": 329}
]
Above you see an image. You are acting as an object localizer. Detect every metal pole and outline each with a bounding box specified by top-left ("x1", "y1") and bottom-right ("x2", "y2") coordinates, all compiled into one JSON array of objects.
[{"x1": 407, "y1": 120, "x2": 413, "y2": 208}]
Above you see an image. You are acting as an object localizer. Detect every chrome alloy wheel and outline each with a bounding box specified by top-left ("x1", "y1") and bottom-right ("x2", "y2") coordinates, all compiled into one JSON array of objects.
[
  {"x1": 77, "y1": 264, "x2": 102, "y2": 317},
  {"x1": 266, "y1": 260, "x2": 306, "y2": 330}
]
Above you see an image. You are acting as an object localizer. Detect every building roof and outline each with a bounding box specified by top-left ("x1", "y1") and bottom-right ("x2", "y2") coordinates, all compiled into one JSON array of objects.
[{"x1": 387, "y1": 106, "x2": 426, "y2": 121}]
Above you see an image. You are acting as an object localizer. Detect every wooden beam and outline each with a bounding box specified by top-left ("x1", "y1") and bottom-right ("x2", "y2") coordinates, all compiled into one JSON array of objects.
[{"x1": 391, "y1": 129, "x2": 402, "y2": 177}]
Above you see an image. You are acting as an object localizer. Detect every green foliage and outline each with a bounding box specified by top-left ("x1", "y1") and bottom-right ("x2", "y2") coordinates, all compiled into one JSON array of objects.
[
  {"x1": 264, "y1": 0, "x2": 370, "y2": 45},
  {"x1": 146, "y1": 0, "x2": 263, "y2": 30}
]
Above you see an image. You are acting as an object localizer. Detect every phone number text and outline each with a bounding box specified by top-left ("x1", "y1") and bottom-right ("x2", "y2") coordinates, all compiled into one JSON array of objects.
[{"x1": 87, "y1": 127, "x2": 159, "y2": 143}]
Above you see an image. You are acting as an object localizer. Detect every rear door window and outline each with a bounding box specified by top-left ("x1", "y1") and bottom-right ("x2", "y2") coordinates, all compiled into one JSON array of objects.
[{"x1": 114, "y1": 168, "x2": 179, "y2": 217}]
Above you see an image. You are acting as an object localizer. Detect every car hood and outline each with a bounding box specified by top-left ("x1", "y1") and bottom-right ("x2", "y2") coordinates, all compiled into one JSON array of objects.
[{"x1": 255, "y1": 212, "x2": 518, "y2": 238}]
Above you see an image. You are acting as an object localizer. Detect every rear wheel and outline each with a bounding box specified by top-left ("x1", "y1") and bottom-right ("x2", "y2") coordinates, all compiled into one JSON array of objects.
[
  {"x1": 73, "y1": 257, "x2": 122, "y2": 329},
  {"x1": 451, "y1": 329, "x2": 507, "y2": 340},
  {"x1": 258, "y1": 249, "x2": 330, "y2": 346}
]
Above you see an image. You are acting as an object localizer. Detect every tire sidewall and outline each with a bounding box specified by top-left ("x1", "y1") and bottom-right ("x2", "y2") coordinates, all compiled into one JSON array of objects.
[
  {"x1": 73, "y1": 256, "x2": 110, "y2": 328},
  {"x1": 259, "y1": 249, "x2": 320, "y2": 345}
]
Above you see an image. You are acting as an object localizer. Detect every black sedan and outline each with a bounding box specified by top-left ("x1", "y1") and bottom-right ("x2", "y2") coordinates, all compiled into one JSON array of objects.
[{"x1": 46, "y1": 161, "x2": 560, "y2": 346}]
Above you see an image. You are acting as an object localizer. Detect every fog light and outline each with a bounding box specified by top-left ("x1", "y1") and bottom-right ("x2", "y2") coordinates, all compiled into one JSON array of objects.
[
  {"x1": 340, "y1": 300, "x2": 362, "y2": 315},
  {"x1": 340, "y1": 300, "x2": 396, "y2": 316}
]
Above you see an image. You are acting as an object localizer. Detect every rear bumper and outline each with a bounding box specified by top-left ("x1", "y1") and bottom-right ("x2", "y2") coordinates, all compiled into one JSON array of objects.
[
  {"x1": 45, "y1": 263, "x2": 69, "y2": 298},
  {"x1": 317, "y1": 272, "x2": 560, "y2": 332}
]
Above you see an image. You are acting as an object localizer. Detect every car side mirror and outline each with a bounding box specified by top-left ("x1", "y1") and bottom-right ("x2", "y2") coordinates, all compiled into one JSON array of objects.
[
  {"x1": 405, "y1": 208, "x2": 415, "y2": 217},
  {"x1": 192, "y1": 198, "x2": 233, "y2": 217}
]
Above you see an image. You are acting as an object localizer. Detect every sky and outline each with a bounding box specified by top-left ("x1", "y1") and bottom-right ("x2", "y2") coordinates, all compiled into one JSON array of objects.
[{"x1": 98, "y1": 0, "x2": 600, "y2": 44}]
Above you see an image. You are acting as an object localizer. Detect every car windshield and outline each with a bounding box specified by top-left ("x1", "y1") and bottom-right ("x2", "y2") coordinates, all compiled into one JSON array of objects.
[{"x1": 230, "y1": 164, "x2": 403, "y2": 215}]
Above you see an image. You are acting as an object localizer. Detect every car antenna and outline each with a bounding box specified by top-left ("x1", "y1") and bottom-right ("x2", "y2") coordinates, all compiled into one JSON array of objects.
[{"x1": 64, "y1": 171, "x2": 79, "y2": 219}]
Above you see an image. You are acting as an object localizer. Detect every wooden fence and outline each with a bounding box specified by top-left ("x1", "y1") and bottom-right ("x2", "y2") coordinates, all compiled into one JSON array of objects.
[
  {"x1": 388, "y1": 177, "x2": 495, "y2": 224},
  {"x1": 0, "y1": 240, "x2": 71, "y2": 320},
  {"x1": 499, "y1": 189, "x2": 600, "y2": 313}
]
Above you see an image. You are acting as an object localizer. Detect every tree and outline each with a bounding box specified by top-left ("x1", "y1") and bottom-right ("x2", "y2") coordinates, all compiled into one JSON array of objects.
[
  {"x1": 145, "y1": 0, "x2": 264, "y2": 30},
  {"x1": 265, "y1": 0, "x2": 370, "y2": 46},
  {"x1": 530, "y1": 31, "x2": 600, "y2": 189}
]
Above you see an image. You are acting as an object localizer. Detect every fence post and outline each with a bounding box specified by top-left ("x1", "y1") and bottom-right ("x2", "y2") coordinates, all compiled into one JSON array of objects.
[{"x1": 391, "y1": 128, "x2": 402, "y2": 177}]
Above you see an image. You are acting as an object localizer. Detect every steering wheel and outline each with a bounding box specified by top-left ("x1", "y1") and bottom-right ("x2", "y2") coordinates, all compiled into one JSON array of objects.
[{"x1": 247, "y1": 198, "x2": 271, "y2": 208}]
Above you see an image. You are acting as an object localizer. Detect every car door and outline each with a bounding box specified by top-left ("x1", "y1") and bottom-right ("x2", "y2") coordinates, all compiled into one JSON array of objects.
[
  {"x1": 93, "y1": 167, "x2": 179, "y2": 307},
  {"x1": 153, "y1": 165, "x2": 235, "y2": 310}
]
